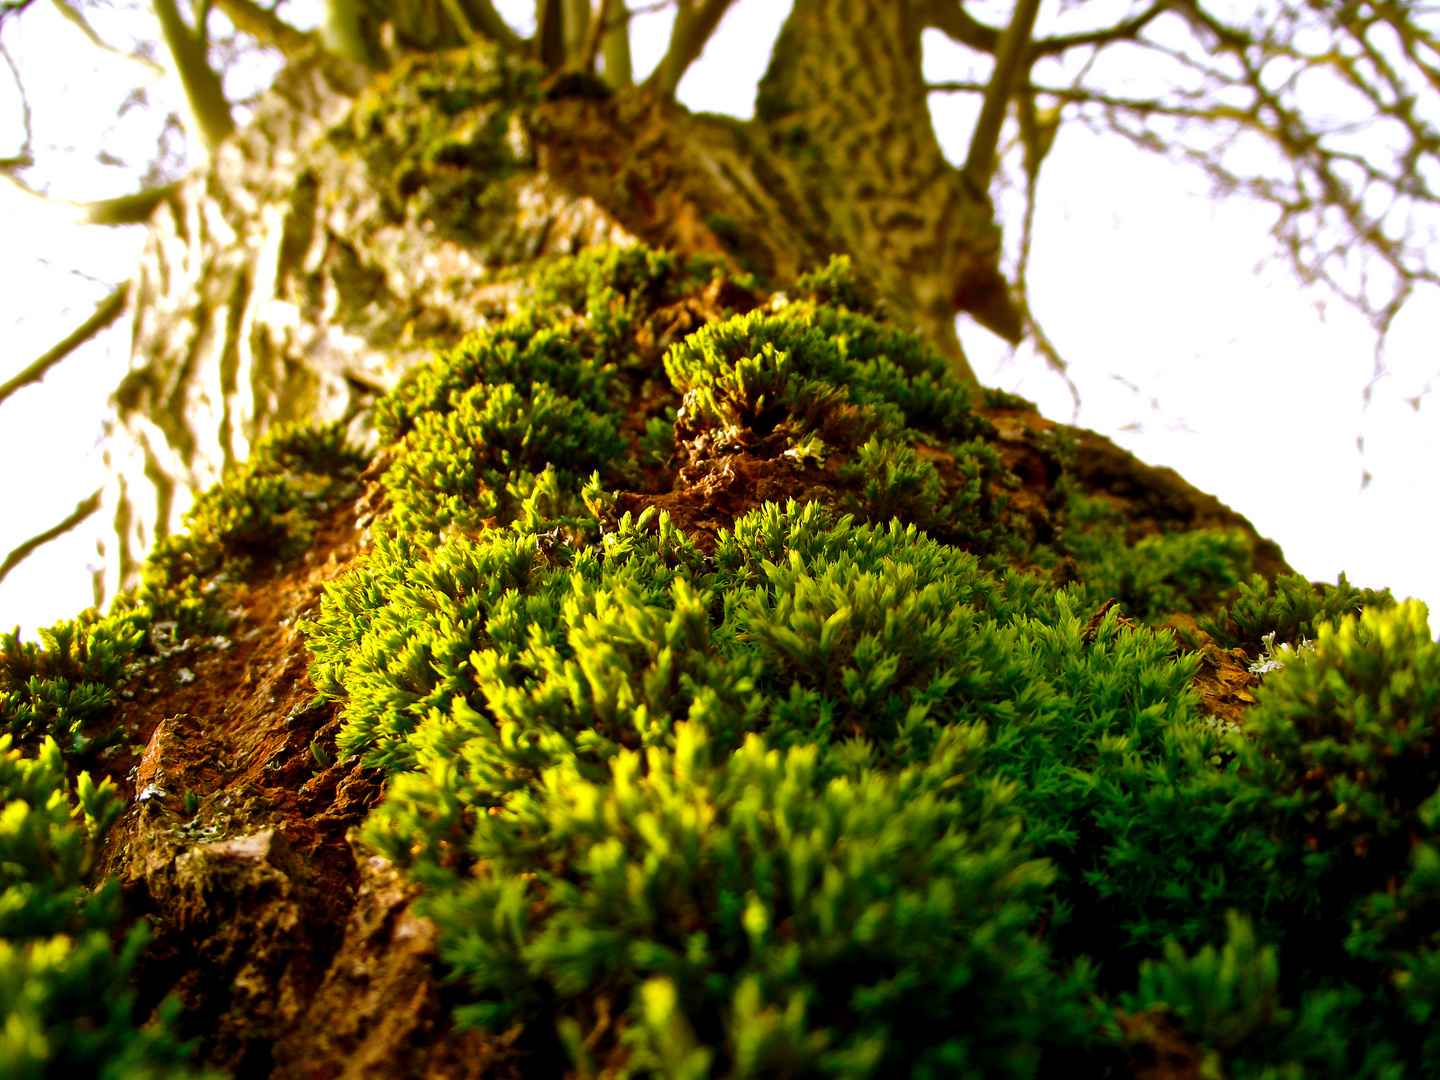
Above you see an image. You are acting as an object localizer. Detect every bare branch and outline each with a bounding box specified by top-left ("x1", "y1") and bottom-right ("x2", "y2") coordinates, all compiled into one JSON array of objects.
[
  {"x1": 561, "y1": 0, "x2": 589, "y2": 61},
  {"x1": 211, "y1": 0, "x2": 315, "y2": 57},
  {"x1": 0, "y1": 33, "x2": 33, "y2": 172},
  {"x1": 0, "y1": 165, "x2": 178, "y2": 224},
  {"x1": 580, "y1": 0, "x2": 631, "y2": 84},
  {"x1": 646, "y1": 0, "x2": 738, "y2": 100},
  {"x1": 48, "y1": 0, "x2": 167, "y2": 76},
  {"x1": 78, "y1": 183, "x2": 179, "y2": 225},
  {"x1": 600, "y1": 0, "x2": 633, "y2": 86},
  {"x1": 1029, "y1": 1, "x2": 1170, "y2": 58},
  {"x1": 0, "y1": 488, "x2": 103, "y2": 589},
  {"x1": 962, "y1": 0, "x2": 1043, "y2": 191},
  {"x1": 152, "y1": 0, "x2": 235, "y2": 155},
  {"x1": 918, "y1": 0, "x2": 1001, "y2": 53},
  {"x1": 535, "y1": 0, "x2": 563, "y2": 67},
  {"x1": 0, "y1": 284, "x2": 128, "y2": 410}
]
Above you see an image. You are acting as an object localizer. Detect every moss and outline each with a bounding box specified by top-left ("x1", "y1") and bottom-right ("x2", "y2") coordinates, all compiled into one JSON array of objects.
[
  {"x1": 0, "y1": 421, "x2": 363, "y2": 1076},
  {"x1": 338, "y1": 43, "x2": 542, "y2": 236},
  {"x1": 134, "y1": 421, "x2": 363, "y2": 631},
  {"x1": 0, "y1": 736, "x2": 219, "y2": 1079},
  {"x1": 292, "y1": 243, "x2": 1440, "y2": 1074},
  {"x1": 11, "y1": 240, "x2": 1434, "y2": 1076}
]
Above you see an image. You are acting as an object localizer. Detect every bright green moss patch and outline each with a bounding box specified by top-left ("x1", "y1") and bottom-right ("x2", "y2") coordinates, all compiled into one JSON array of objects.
[
  {"x1": 297, "y1": 243, "x2": 1440, "y2": 1076},
  {"x1": 135, "y1": 421, "x2": 364, "y2": 629},
  {"x1": 9, "y1": 241, "x2": 1427, "y2": 1076},
  {"x1": 0, "y1": 737, "x2": 217, "y2": 1079},
  {"x1": 1, "y1": 610, "x2": 147, "y2": 750},
  {"x1": 1201, "y1": 569, "x2": 1396, "y2": 656},
  {"x1": 1, "y1": 420, "x2": 367, "y2": 1076},
  {"x1": 424, "y1": 723, "x2": 1100, "y2": 1075}
]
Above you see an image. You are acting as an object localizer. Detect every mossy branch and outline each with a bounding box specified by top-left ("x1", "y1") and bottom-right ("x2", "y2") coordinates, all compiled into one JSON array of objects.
[
  {"x1": 151, "y1": 0, "x2": 235, "y2": 156},
  {"x1": 0, "y1": 284, "x2": 128, "y2": 410},
  {"x1": 0, "y1": 488, "x2": 103, "y2": 588},
  {"x1": 962, "y1": 0, "x2": 1043, "y2": 193},
  {"x1": 646, "y1": 0, "x2": 737, "y2": 100}
]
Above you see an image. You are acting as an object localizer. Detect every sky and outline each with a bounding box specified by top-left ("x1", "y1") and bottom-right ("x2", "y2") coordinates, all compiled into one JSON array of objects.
[{"x1": 0, "y1": 0, "x2": 1436, "y2": 639}]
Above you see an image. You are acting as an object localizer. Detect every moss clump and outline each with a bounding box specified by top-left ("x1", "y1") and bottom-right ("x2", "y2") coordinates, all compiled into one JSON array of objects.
[
  {"x1": 135, "y1": 421, "x2": 363, "y2": 630},
  {"x1": 1201, "y1": 570, "x2": 1396, "y2": 657},
  {"x1": 0, "y1": 421, "x2": 363, "y2": 1076},
  {"x1": 291, "y1": 245, "x2": 1440, "y2": 1075},
  {"x1": 1063, "y1": 492, "x2": 1253, "y2": 622},
  {"x1": 0, "y1": 736, "x2": 219, "y2": 1079},
  {"x1": 339, "y1": 43, "x2": 541, "y2": 236},
  {"x1": 424, "y1": 723, "x2": 1098, "y2": 1075}
]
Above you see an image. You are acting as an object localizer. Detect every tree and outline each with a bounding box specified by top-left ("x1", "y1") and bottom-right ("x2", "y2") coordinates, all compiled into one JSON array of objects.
[
  {"x1": 1, "y1": 1, "x2": 1439, "y2": 1076},
  {"x1": 0, "y1": 0, "x2": 1436, "y2": 596}
]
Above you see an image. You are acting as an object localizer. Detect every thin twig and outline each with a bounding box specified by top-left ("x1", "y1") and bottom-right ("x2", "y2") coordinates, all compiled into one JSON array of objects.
[
  {"x1": 0, "y1": 284, "x2": 128, "y2": 409},
  {"x1": 0, "y1": 488, "x2": 103, "y2": 588},
  {"x1": 47, "y1": 0, "x2": 167, "y2": 76}
]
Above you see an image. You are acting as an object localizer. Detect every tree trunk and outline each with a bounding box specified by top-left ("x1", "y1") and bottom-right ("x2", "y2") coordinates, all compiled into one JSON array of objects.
[{"x1": 90, "y1": 29, "x2": 1293, "y2": 1079}]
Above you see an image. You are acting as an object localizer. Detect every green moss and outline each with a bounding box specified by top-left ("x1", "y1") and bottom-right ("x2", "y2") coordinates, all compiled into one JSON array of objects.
[
  {"x1": 13, "y1": 239, "x2": 1431, "y2": 1076},
  {"x1": 0, "y1": 421, "x2": 364, "y2": 1076},
  {"x1": 422, "y1": 723, "x2": 1099, "y2": 1075},
  {"x1": 1201, "y1": 570, "x2": 1396, "y2": 657},
  {"x1": 339, "y1": 43, "x2": 541, "y2": 236},
  {"x1": 136, "y1": 421, "x2": 363, "y2": 630},
  {"x1": 298, "y1": 242, "x2": 1439, "y2": 1077},
  {"x1": 0, "y1": 737, "x2": 218, "y2": 1079}
]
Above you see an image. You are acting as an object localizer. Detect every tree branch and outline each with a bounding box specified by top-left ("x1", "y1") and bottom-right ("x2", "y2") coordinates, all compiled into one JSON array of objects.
[
  {"x1": 646, "y1": 0, "x2": 737, "y2": 100},
  {"x1": 0, "y1": 284, "x2": 128, "y2": 410},
  {"x1": 211, "y1": 0, "x2": 315, "y2": 57},
  {"x1": 460, "y1": 0, "x2": 525, "y2": 51},
  {"x1": 962, "y1": 0, "x2": 1043, "y2": 192},
  {"x1": 561, "y1": 0, "x2": 589, "y2": 61},
  {"x1": 918, "y1": 0, "x2": 1001, "y2": 53},
  {"x1": 580, "y1": 0, "x2": 632, "y2": 82},
  {"x1": 438, "y1": 0, "x2": 477, "y2": 43},
  {"x1": 151, "y1": 0, "x2": 234, "y2": 155},
  {"x1": 48, "y1": 0, "x2": 167, "y2": 76},
  {"x1": 0, "y1": 32, "x2": 34, "y2": 167},
  {"x1": 0, "y1": 164, "x2": 178, "y2": 224},
  {"x1": 0, "y1": 488, "x2": 103, "y2": 589},
  {"x1": 78, "y1": 183, "x2": 180, "y2": 225},
  {"x1": 599, "y1": 0, "x2": 633, "y2": 86},
  {"x1": 1030, "y1": 1, "x2": 1170, "y2": 57}
]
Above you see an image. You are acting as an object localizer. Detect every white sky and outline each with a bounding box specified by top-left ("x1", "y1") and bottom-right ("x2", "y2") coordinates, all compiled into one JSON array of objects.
[{"x1": 1, "y1": 0, "x2": 1436, "y2": 639}]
